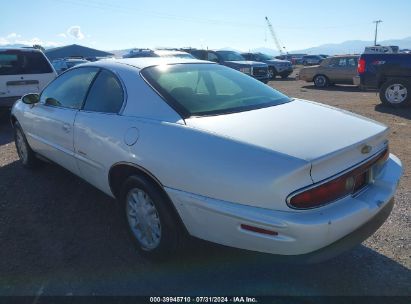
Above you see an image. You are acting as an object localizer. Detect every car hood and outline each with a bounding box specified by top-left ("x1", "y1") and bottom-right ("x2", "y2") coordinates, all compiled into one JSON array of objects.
[{"x1": 185, "y1": 99, "x2": 388, "y2": 181}]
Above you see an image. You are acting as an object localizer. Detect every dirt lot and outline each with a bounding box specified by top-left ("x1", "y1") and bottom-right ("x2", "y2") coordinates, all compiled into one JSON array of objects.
[{"x1": 0, "y1": 73, "x2": 410, "y2": 296}]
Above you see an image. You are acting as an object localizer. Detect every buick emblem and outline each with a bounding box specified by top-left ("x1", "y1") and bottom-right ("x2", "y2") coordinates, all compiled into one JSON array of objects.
[{"x1": 361, "y1": 145, "x2": 372, "y2": 154}]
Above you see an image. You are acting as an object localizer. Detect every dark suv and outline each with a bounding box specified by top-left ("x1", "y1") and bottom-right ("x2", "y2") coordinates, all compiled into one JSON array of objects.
[
  {"x1": 189, "y1": 50, "x2": 269, "y2": 83},
  {"x1": 242, "y1": 52, "x2": 293, "y2": 79}
]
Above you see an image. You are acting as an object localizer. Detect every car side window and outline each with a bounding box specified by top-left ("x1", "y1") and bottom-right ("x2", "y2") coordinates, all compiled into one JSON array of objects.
[
  {"x1": 191, "y1": 50, "x2": 206, "y2": 60},
  {"x1": 83, "y1": 69, "x2": 124, "y2": 113},
  {"x1": 347, "y1": 58, "x2": 357, "y2": 67},
  {"x1": 337, "y1": 58, "x2": 347, "y2": 67},
  {"x1": 328, "y1": 58, "x2": 339, "y2": 67},
  {"x1": 40, "y1": 67, "x2": 98, "y2": 109},
  {"x1": 207, "y1": 52, "x2": 219, "y2": 63}
]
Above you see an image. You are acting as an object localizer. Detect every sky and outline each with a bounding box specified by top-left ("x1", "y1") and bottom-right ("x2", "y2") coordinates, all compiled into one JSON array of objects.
[{"x1": 1, "y1": 0, "x2": 411, "y2": 52}]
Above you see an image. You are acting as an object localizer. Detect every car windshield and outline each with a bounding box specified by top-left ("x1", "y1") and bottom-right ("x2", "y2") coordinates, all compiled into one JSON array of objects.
[
  {"x1": 142, "y1": 63, "x2": 290, "y2": 117},
  {"x1": 258, "y1": 53, "x2": 274, "y2": 60},
  {"x1": 216, "y1": 51, "x2": 245, "y2": 61}
]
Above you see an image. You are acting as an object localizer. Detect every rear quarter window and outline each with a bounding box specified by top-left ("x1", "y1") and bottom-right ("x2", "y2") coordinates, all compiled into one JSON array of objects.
[{"x1": 0, "y1": 50, "x2": 53, "y2": 75}]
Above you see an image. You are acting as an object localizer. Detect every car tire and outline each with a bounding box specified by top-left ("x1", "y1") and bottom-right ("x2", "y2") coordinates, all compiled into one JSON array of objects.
[
  {"x1": 120, "y1": 175, "x2": 182, "y2": 260},
  {"x1": 14, "y1": 121, "x2": 40, "y2": 168},
  {"x1": 268, "y1": 67, "x2": 276, "y2": 80},
  {"x1": 379, "y1": 79, "x2": 411, "y2": 107},
  {"x1": 313, "y1": 75, "x2": 329, "y2": 88}
]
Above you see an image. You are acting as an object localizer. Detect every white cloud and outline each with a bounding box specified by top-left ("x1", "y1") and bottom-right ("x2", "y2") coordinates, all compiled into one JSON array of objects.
[
  {"x1": 7, "y1": 33, "x2": 21, "y2": 39},
  {"x1": 0, "y1": 37, "x2": 8, "y2": 45},
  {"x1": 57, "y1": 33, "x2": 67, "y2": 38},
  {"x1": 0, "y1": 34, "x2": 62, "y2": 47},
  {"x1": 67, "y1": 26, "x2": 84, "y2": 40}
]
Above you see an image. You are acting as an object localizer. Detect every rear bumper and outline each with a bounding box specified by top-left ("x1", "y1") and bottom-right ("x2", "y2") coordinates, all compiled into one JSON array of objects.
[
  {"x1": 167, "y1": 155, "x2": 402, "y2": 262},
  {"x1": 353, "y1": 75, "x2": 361, "y2": 86},
  {"x1": 0, "y1": 96, "x2": 20, "y2": 108},
  {"x1": 294, "y1": 197, "x2": 394, "y2": 263}
]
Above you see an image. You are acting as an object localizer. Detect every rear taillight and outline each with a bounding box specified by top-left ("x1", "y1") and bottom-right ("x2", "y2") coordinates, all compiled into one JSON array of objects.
[
  {"x1": 288, "y1": 147, "x2": 389, "y2": 209},
  {"x1": 358, "y1": 58, "x2": 366, "y2": 74}
]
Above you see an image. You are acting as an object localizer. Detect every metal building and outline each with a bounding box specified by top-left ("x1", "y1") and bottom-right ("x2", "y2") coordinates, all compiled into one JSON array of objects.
[{"x1": 45, "y1": 44, "x2": 113, "y2": 61}]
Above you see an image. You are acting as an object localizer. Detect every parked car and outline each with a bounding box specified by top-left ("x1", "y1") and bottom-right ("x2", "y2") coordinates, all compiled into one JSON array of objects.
[
  {"x1": 123, "y1": 48, "x2": 158, "y2": 58},
  {"x1": 52, "y1": 58, "x2": 89, "y2": 74},
  {"x1": 123, "y1": 49, "x2": 194, "y2": 59},
  {"x1": 275, "y1": 54, "x2": 307, "y2": 65},
  {"x1": 357, "y1": 52, "x2": 411, "y2": 107},
  {"x1": 302, "y1": 55, "x2": 324, "y2": 66},
  {"x1": 154, "y1": 50, "x2": 195, "y2": 59},
  {"x1": 241, "y1": 52, "x2": 293, "y2": 79},
  {"x1": 0, "y1": 48, "x2": 56, "y2": 109},
  {"x1": 189, "y1": 50, "x2": 269, "y2": 82},
  {"x1": 11, "y1": 58, "x2": 402, "y2": 261},
  {"x1": 299, "y1": 55, "x2": 359, "y2": 87}
]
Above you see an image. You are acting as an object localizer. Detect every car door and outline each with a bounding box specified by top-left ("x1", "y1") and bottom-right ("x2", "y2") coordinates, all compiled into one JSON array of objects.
[
  {"x1": 326, "y1": 57, "x2": 346, "y2": 83},
  {"x1": 27, "y1": 67, "x2": 99, "y2": 175},
  {"x1": 73, "y1": 69, "x2": 127, "y2": 193}
]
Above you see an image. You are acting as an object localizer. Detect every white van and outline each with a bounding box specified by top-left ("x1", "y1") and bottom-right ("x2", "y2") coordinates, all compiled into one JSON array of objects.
[{"x1": 0, "y1": 48, "x2": 57, "y2": 108}]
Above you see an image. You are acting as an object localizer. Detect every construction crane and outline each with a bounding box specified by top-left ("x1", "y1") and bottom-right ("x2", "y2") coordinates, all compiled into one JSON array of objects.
[{"x1": 265, "y1": 16, "x2": 286, "y2": 55}]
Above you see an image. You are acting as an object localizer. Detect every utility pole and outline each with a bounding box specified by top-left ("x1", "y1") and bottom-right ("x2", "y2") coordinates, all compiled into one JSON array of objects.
[{"x1": 373, "y1": 20, "x2": 383, "y2": 46}]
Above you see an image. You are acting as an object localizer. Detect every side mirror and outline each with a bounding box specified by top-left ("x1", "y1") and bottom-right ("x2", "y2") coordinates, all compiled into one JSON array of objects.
[{"x1": 22, "y1": 93, "x2": 40, "y2": 105}]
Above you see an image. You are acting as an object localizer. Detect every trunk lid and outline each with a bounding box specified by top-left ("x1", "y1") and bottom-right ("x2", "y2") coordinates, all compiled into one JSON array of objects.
[{"x1": 185, "y1": 99, "x2": 388, "y2": 182}]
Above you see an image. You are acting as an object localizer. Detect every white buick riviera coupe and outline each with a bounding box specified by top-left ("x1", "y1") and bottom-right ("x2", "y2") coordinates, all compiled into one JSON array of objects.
[{"x1": 11, "y1": 58, "x2": 403, "y2": 262}]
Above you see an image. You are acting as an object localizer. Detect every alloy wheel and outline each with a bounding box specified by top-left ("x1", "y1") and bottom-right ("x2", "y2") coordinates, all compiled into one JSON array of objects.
[{"x1": 385, "y1": 84, "x2": 407, "y2": 104}]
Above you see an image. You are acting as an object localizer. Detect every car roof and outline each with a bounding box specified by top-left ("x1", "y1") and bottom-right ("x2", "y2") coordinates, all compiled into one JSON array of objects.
[
  {"x1": 331, "y1": 55, "x2": 359, "y2": 58},
  {"x1": 0, "y1": 47, "x2": 42, "y2": 53},
  {"x1": 154, "y1": 50, "x2": 191, "y2": 55},
  {"x1": 83, "y1": 57, "x2": 210, "y2": 70}
]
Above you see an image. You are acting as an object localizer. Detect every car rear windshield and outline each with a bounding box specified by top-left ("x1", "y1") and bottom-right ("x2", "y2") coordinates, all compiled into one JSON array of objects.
[
  {"x1": 0, "y1": 50, "x2": 53, "y2": 75},
  {"x1": 141, "y1": 63, "x2": 290, "y2": 117}
]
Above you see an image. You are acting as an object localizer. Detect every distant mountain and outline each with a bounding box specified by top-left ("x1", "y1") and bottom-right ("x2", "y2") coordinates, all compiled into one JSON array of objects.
[
  {"x1": 217, "y1": 47, "x2": 241, "y2": 52},
  {"x1": 293, "y1": 37, "x2": 411, "y2": 55},
  {"x1": 250, "y1": 47, "x2": 279, "y2": 56},
  {"x1": 252, "y1": 36, "x2": 411, "y2": 56}
]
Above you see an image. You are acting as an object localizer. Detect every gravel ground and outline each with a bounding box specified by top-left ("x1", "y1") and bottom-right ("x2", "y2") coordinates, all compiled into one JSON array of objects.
[{"x1": 0, "y1": 73, "x2": 409, "y2": 296}]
